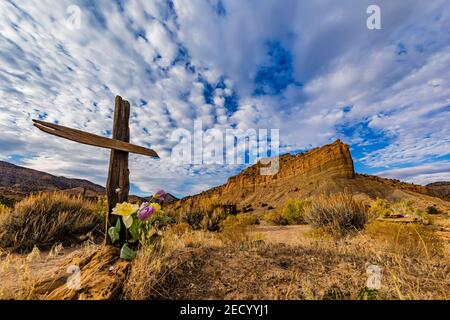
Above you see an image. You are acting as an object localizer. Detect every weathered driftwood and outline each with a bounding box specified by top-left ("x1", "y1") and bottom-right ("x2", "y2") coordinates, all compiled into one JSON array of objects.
[{"x1": 32, "y1": 119, "x2": 159, "y2": 157}]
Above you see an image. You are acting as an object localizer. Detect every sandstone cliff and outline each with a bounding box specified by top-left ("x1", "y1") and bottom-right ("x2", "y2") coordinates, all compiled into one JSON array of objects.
[{"x1": 170, "y1": 139, "x2": 449, "y2": 214}]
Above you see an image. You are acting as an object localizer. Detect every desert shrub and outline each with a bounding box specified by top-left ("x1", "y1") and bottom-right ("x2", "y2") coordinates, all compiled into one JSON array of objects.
[
  {"x1": 169, "y1": 222, "x2": 191, "y2": 236},
  {"x1": 202, "y1": 206, "x2": 228, "y2": 231},
  {"x1": 0, "y1": 192, "x2": 101, "y2": 251},
  {"x1": 0, "y1": 203, "x2": 10, "y2": 216},
  {"x1": 426, "y1": 206, "x2": 440, "y2": 215},
  {"x1": 264, "y1": 210, "x2": 289, "y2": 225},
  {"x1": 0, "y1": 196, "x2": 15, "y2": 207},
  {"x1": 95, "y1": 196, "x2": 108, "y2": 217},
  {"x1": 414, "y1": 209, "x2": 431, "y2": 225},
  {"x1": 219, "y1": 214, "x2": 256, "y2": 244},
  {"x1": 221, "y1": 213, "x2": 259, "y2": 230},
  {"x1": 236, "y1": 213, "x2": 260, "y2": 226},
  {"x1": 369, "y1": 198, "x2": 393, "y2": 218},
  {"x1": 392, "y1": 199, "x2": 415, "y2": 216},
  {"x1": 182, "y1": 210, "x2": 204, "y2": 230},
  {"x1": 365, "y1": 221, "x2": 444, "y2": 258},
  {"x1": 281, "y1": 198, "x2": 311, "y2": 224},
  {"x1": 304, "y1": 192, "x2": 368, "y2": 236},
  {"x1": 242, "y1": 204, "x2": 254, "y2": 213}
]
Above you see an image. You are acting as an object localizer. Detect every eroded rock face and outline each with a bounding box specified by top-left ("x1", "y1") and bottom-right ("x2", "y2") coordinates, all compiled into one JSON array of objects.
[
  {"x1": 224, "y1": 139, "x2": 354, "y2": 192},
  {"x1": 172, "y1": 140, "x2": 355, "y2": 211}
]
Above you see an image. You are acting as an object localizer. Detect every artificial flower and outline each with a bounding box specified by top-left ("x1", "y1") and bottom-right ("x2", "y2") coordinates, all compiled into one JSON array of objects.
[
  {"x1": 153, "y1": 189, "x2": 166, "y2": 202},
  {"x1": 122, "y1": 215, "x2": 133, "y2": 229},
  {"x1": 149, "y1": 202, "x2": 162, "y2": 214},
  {"x1": 112, "y1": 202, "x2": 138, "y2": 217},
  {"x1": 137, "y1": 203, "x2": 155, "y2": 221}
]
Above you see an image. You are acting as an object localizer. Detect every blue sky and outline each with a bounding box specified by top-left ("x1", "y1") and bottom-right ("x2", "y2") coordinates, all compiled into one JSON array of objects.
[{"x1": 0, "y1": 0, "x2": 449, "y2": 197}]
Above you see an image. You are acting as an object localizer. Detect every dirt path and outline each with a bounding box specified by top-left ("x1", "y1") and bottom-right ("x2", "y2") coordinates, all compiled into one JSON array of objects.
[{"x1": 249, "y1": 224, "x2": 312, "y2": 245}]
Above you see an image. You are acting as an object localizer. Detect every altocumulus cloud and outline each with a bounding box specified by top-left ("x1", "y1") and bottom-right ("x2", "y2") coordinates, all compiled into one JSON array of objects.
[{"x1": 0, "y1": 0, "x2": 449, "y2": 197}]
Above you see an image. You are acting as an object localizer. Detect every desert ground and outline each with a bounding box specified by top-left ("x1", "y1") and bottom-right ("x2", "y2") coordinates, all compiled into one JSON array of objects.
[{"x1": 1, "y1": 196, "x2": 449, "y2": 300}]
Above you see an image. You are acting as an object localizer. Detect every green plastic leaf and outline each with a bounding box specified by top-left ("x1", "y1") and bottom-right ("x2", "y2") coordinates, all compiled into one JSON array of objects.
[
  {"x1": 107, "y1": 219, "x2": 121, "y2": 244},
  {"x1": 122, "y1": 215, "x2": 133, "y2": 229},
  {"x1": 128, "y1": 217, "x2": 141, "y2": 242},
  {"x1": 120, "y1": 244, "x2": 136, "y2": 260}
]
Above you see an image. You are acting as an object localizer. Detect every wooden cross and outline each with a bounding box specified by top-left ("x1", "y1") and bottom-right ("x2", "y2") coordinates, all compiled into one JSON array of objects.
[{"x1": 32, "y1": 96, "x2": 159, "y2": 245}]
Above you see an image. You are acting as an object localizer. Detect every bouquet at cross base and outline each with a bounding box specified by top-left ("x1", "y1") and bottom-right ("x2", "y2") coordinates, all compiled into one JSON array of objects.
[{"x1": 108, "y1": 189, "x2": 170, "y2": 260}]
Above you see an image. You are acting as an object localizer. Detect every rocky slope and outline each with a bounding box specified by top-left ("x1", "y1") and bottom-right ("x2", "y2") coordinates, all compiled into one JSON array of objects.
[
  {"x1": 171, "y1": 140, "x2": 450, "y2": 213},
  {"x1": 0, "y1": 161, "x2": 105, "y2": 203},
  {"x1": 427, "y1": 181, "x2": 450, "y2": 200}
]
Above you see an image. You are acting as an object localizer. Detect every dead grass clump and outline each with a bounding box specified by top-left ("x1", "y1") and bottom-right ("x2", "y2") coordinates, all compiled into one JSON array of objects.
[
  {"x1": 304, "y1": 192, "x2": 368, "y2": 236},
  {"x1": 0, "y1": 192, "x2": 101, "y2": 252},
  {"x1": 0, "y1": 203, "x2": 11, "y2": 216},
  {"x1": 264, "y1": 210, "x2": 289, "y2": 225},
  {"x1": 122, "y1": 229, "x2": 224, "y2": 300},
  {"x1": 365, "y1": 221, "x2": 445, "y2": 259},
  {"x1": 219, "y1": 213, "x2": 258, "y2": 244}
]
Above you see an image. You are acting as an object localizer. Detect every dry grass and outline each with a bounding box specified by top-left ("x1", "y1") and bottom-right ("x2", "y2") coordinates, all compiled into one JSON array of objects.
[
  {"x1": 122, "y1": 217, "x2": 449, "y2": 300},
  {"x1": 0, "y1": 203, "x2": 11, "y2": 216},
  {"x1": 0, "y1": 192, "x2": 102, "y2": 252},
  {"x1": 0, "y1": 241, "x2": 98, "y2": 299},
  {"x1": 304, "y1": 192, "x2": 369, "y2": 237},
  {"x1": 365, "y1": 221, "x2": 445, "y2": 259}
]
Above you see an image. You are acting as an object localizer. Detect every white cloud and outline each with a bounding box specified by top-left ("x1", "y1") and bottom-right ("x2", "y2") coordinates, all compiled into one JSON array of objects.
[{"x1": 0, "y1": 0, "x2": 450, "y2": 196}]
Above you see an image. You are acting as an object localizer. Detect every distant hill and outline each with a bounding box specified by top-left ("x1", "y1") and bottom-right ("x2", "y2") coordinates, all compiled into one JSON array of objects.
[
  {"x1": 0, "y1": 161, "x2": 105, "y2": 203},
  {"x1": 427, "y1": 181, "x2": 450, "y2": 200},
  {"x1": 0, "y1": 160, "x2": 178, "y2": 205},
  {"x1": 169, "y1": 140, "x2": 450, "y2": 214}
]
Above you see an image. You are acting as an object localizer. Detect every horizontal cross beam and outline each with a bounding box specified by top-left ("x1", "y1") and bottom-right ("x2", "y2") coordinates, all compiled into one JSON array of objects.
[{"x1": 32, "y1": 119, "x2": 159, "y2": 158}]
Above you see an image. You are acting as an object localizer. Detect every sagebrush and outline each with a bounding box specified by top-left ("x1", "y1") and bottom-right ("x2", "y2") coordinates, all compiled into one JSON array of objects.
[
  {"x1": 0, "y1": 192, "x2": 102, "y2": 251},
  {"x1": 304, "y1": 192, "x2": 368, "y2": 236}
]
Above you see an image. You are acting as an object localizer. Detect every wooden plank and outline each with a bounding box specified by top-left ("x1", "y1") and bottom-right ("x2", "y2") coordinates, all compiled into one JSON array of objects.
[
  {"x1": 32, "y1": 119, "x2": 159, "y2": 158},
  {"x1": 105, "y1": 96, "x2": 131, "y2": 245}
]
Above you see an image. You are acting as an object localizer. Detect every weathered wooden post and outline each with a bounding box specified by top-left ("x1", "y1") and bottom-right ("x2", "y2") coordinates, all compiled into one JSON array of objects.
[
  {"x1": 105, "y1": 96, "x2": 130, "y2": 245},
  {"x1": 32, "y1": 95, "x2": 159, "y2": 246}
]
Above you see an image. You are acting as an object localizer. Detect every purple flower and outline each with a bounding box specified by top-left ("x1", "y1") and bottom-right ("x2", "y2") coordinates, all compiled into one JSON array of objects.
[
  {"x1": 153, "y1": 189, "x2": 166, "y2": 202},
  {"x1": 139, "y1": 202, "x2": 149, "y2": 211},
  {"x1": 137, "y1": 204, "x2": 154, "y2": 221}
]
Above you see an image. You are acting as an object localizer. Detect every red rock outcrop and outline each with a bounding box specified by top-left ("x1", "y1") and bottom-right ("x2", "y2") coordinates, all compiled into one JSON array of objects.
[{"x1": 171, "y1": 139, "x2": 356, "y2": 211}]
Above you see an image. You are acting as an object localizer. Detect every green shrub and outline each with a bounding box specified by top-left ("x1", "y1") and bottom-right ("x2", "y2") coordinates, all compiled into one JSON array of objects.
[
  {"x1": 426, "y1": 206, "x2": 440, "y2": 215},
  {"x1": 369, "y1": 198, "x2": 393, "y2": 218},
  {"x1": 392, "y1": 199, "x2": 415, "y2": 216},
  {"x1": 95, "y1": 196, "x2": 108, "y2": 217},
  {"x1": 281, "y1": 198, "x2": 311, "y2": 224},
  {"x1": 304, "y1": 192, "x2": 368, "y2": 237}
]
